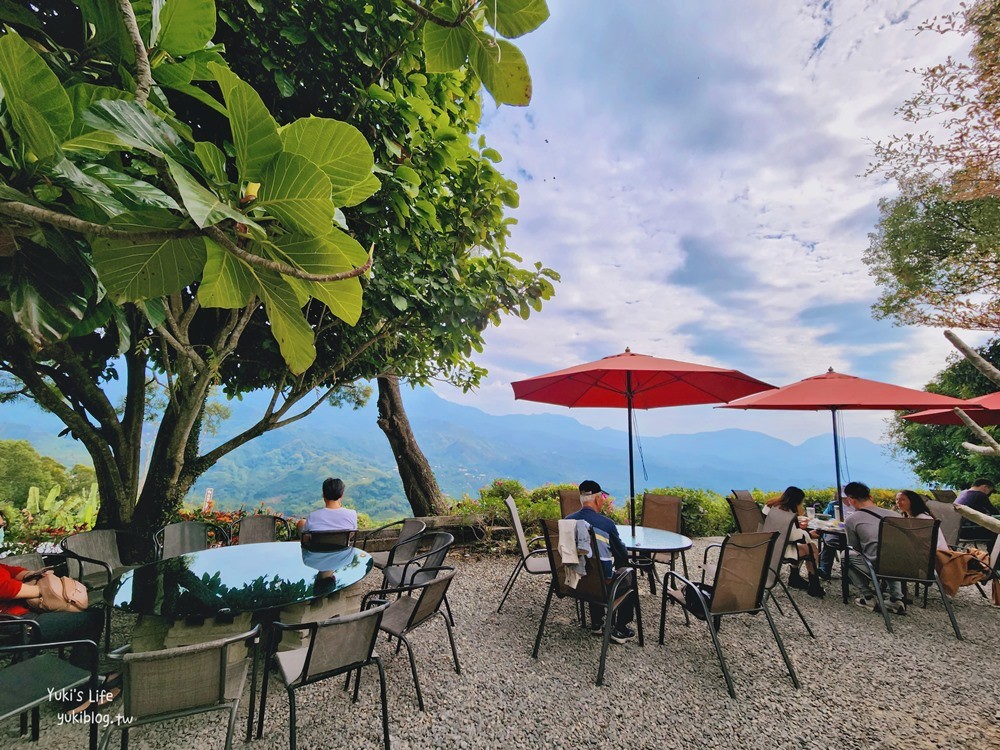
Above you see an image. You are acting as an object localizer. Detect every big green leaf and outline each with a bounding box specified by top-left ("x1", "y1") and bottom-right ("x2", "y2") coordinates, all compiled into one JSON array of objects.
[
  {"x1": 81, "y1": 99, "x2": 201, "y2": 171},
  {"x1": 165, "y1": 157, "x2": 263, "y2": 235},
  {"x1": 92, "y1": 217, "x2": 206, "y2": 302},
  {"x1": 335, "y1": 172, "x2": 381, "y2": 208},
  {"x1": 153, "y1": 60, "x2": 228, "y2": 117},
  {"x1": 40, "y1": 158, "x2": 126, "y2": 219},
  {"x1": 0, "y1": 30, "x2": 73, "y2": 158},
  {"x1": 256, "y1": 152, "x2": 334, "y2": 236},
  {"x1": 488, "y1": 0, "x2": 550, "y2": 39},
  {"x1": 155, "y1": 0, "x2": 216, "y2": 56},
  {"x1": 79, "y1": 164, "x2": 180, "y2": 211},
  {"x1": 253, "y1": 269, "x2": 317, "y2": 374},
  {"x1": 65, "y1": 83, "x2": 130, "y2": 138},
  {"x1": 279, "y1": 118, "x2": 374, "y2": 206},
  {"x1": 469, "y1": 36, "x2": 532, "y2": 106},
  {"x1": 267, "y1": 230, "x2": 367, "y2": 324},
  {"x1": 210, "y1": 63, "x2": 281, "y2": 181},
  {"x1": 422, "y1": 19, "x2": 473, "y2": 73},
  {"x1": 199, "y1": 238, "x2": 256, "y2": 308}
]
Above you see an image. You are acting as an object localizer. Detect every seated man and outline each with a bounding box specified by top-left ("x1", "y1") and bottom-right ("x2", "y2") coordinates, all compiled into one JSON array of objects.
[
  {"x1": 955, "y1": 479, "x2": 998, "y2": 543},
  {"x1": 296, "y1": 477, "x2": 358, "y2": 535},
  {"x1": 565, "y1": 480, "x2": 636, "y2": 644},
  {"x1": 843, "y1": 481, "x2": 905, "y2": 614}
]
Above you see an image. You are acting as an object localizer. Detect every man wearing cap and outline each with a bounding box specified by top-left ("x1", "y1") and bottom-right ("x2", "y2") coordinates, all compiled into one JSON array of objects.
[
  {"x1": 565, "y1": 480, "x2": 637, "y2": 643},
  {"x1": 843, "y1": 481, "x2": 905, "y2": 614}
]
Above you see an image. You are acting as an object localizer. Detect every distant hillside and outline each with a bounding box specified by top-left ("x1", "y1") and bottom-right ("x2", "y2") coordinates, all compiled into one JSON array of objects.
[{"x1": 0, "y1": 386, "x2": 917, "y2": 520}]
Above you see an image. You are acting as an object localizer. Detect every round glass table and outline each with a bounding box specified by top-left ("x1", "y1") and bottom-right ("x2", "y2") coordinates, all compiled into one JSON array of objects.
[
  {"x1": 616, "y1": 525, "x2": 692, "y2": 553},
  {"x1": 108, "y1": 541, "x2": 372, "y2": 619}
]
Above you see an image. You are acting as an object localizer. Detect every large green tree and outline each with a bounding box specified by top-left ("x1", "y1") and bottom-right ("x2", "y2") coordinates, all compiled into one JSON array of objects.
[
  {"x1": 0, "y1": 0, "x2": 555, "y2": 542},
  {"x1": 888, "y1": 339, "x2": 1000, "y2": 486}
]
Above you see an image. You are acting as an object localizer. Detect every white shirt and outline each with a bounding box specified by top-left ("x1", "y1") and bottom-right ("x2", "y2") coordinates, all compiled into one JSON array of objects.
[{"x1": 303, "y1": 506, "x2": 358, "y2": 532}]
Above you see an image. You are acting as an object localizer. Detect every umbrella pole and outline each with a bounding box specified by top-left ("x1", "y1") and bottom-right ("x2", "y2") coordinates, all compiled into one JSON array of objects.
[
  {"x1": 831, "y1": 408, "x2": 844, "y2": 518},
  {"x1": 627, "y1": 373, "x2": 636, "y2": 535}
]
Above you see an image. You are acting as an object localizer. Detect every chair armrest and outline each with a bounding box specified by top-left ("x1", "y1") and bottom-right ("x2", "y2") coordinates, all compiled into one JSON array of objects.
[
  {"x1": 663, "y1": 570, "x2": 712, "y2": 619},
  {"x1": 368, "y1": 565, "x2": 454, "y2": 600},
  {"x1": 526, "y1": 534, "x2": 545, "y2": 549},
  {"x1": 361, "y1": 596, "x2": 389, "y2": 611},
  {"x1": 60, "y1": 550, "x2": 113, "y2": 589},
  {"x1": 0, "y1": 616, "x2": 41, "y2": 642},
  {"x1": 0, "y1": 637, "x2": 100, "y2": 672},
  {"x1": 701, "y1": 543, "x2": 722, "y2": 566}
]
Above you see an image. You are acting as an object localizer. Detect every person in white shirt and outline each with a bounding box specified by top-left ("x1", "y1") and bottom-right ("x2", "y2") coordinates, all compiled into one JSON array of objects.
[
  {"x1": 297, "y1": 478, "x2": 358, "y2": 534},
  {"x1": 895, "y1": 490, "x2": 949, "y2": 551}
]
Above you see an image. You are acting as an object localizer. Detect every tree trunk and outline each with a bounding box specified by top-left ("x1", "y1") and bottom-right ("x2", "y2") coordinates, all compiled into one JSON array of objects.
[{"x1": 376, "y1": 375, "x2": 446, "y2": 516}]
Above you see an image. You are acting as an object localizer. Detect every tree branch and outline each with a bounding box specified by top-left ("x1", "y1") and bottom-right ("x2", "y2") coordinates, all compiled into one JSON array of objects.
[
  {"x1": 0, "y1": 201, "x2": 203, "y2": 241},
  {"x1": 955, "y1": 407, "x2": 1000, "y2": 453},
  {"x1": 204, "y1": 226, "x2": 374, "y2": 282},
  {"x1": 117, "y1": 0, "x2": 153, "y2": 105},
  {"x1": 944, "y1": 329, "x2": 1000, "y2": 388},
  {"x1": 155, "y1": 324, "x2": 207, "y2": 370},
  {"x1": 398, "y1": 0, "x2": 474, "y2": 27}
]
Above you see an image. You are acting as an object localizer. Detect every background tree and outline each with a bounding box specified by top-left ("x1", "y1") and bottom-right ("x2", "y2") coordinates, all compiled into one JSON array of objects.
[
  {"x1": 0, "y1": 440, "x2": 67, "y2": 506},
  {"x1": 0, "y1": 0, "x2": 555, "y2": 537},
  {"x1": 888, "y1": 339, "x2": 1000, "y2": 486}
]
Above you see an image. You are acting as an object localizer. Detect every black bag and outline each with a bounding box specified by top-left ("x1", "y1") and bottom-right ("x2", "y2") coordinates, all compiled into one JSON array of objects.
[{"x1": 682, "y1": 582, "x2": 714, "y2": 620}]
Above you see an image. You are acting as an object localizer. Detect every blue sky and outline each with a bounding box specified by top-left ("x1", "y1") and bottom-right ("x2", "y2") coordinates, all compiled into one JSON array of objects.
[{"x1": 433, "y1": 0, "x2": 992, "y2": 445}]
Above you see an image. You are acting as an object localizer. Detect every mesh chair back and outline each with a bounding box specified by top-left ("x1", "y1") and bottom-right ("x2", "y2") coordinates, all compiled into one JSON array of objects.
[
  {"x1": 234, "y1": 515, "x2": 289, "y2": 544},
  {"x1": 392, "y1": 518, "x2": 427, "y2": 562},
  {"x1": 558, "y1": 489, "x2": 581, "y2": 518},
  {"x1": 759, "y1": 507, "x2": 795, "y2": 587},
  {"x1": 505, "y1": 496, "x2": 532, "y2": 559},
  {"x1": 539, "y1": 519, "x2": 607, "y2": 604},
  {"x1": 931, "y1": 489, "x2": 957, "y2": 503},
  {"x1": 0, "y1": 552, "x2": 45, "y2": 569},
  {"x1": 300, "y1": 604, "x2": 387, "y2": 681},
  {"x1": 159, "y1": 521, "x2": 218, "y2": 559},
  {"x1": 876, "y1": 517, "x2": 938, "y2": 581},
  {"x1": 708, "y1": 532, "x2": 777, "y2": 615},
  {"x1": 728, "y1": 491, "x2": 764, "y2": 533},
  {"x1": 407, "y1": 568, "x2": 456, "y2": 629},
  {"x1": 301, "y1": 530, "x2": 356, "y2": 549},
  {"x1": 641, "y1": 494, "x2": 682, "y2": 533},
  {"x1": 926, "y1": 500, "x2": 961, "y2": 547},
  {"x1": 62, "y1": 530, "x2": 125, "y2": 580},
  {"x1": 414, "y1": 531, "x2": 454, "y2": 569},
  {"x1": 123, "y1": 627, "x2": 255, "y2": 718}
]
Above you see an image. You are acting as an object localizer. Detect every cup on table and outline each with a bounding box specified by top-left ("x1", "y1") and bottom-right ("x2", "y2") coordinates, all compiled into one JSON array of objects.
[{"x1": 806, "y1": 507, "x2": 816, "y2": 520}]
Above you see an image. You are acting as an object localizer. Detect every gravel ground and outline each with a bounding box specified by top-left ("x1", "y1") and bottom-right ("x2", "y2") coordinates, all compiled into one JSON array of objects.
[{"x1": 8, "y1": 538, "x2": 999, "y2": 750}]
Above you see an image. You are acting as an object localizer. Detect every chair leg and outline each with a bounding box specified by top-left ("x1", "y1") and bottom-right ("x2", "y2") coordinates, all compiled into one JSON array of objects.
[
  {"x1": 352, "y1": 665, "x2": 363, "y2": 702},
  {"x1": 439, "y1": 611, "x2": 461, "y2": 674},
  {"x1": 375, "y1": 656, "x2": 390, "y2": 750},
  {"x1": 398, "y1": 634, "x2": 425, "y2": 711},
  {"x1": 122, "y1": 727, "x2": 129, "y2": 750},
  {"x1": 933, "y1": 573, "x2": 963, "y2": 640},
  {"x1": 870, "y1": 576, "x2": 893, "y2": 634},
  {"x1": 31, "y1": 706, "x2": 39, "y2": 741},
  {"x1": 287, "y1": 687, "x2": 298, "y2": 750},
  {"x1": 444, "y1": 594, "x2": 455, "y2": 626},
  {"x1": 704, "y1": 614, "x2": 736, "y2": 699},
  {"x1": 680, "y1": 550, "x2": 689, "y2": 578},
  {"x1": 532, "y1": 585, "x2": 555, "y2": 659},
  {"x1": 497, "y1": 559, "x2": 526, "y2": 613},
  {"x1": 763, "y1": 604, "x2": 800, "y2": 689},
  {"x1": 632, "y1": 571, "x2": 644, "y2": 647},
  {"x1": 223, "y1": 702, "x2": 239, "y2": 750},
  {"x1": 774, "y1": 580, "x2": 815, "y2": 638},
  {"x1": 596, "y1": 612, "x2": 614, "y2": 686}
]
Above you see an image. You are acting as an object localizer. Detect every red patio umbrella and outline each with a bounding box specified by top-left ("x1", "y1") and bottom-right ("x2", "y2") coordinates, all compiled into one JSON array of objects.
[
  {"x1": 511, "y1": 348, "x2": 775, "y2": 533},
  {"x1": 902, "y1": 392, "x2": 1000, "y2": 426},
  {"x1": 721, "y1": 368, "x2": 971, "y2": 507}
]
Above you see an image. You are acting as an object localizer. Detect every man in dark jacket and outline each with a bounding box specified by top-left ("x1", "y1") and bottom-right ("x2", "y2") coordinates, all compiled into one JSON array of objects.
[{"x1": 566, "y1": 480, "x2": 636, "y2": 643}]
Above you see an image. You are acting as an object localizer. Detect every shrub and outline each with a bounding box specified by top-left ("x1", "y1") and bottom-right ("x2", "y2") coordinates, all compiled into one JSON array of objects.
[{"x1": 642, "y1": 486, "x2": 733, "y2": 537}]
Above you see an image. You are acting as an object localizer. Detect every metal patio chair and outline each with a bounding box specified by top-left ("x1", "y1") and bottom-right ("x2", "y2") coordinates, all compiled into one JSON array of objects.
[
  {"x1": 362, "y1": 567, "x2": 459, "y2": 712},
  {"x1": 558, "y1": 488, "x2": 581, "y2": 518},
  {"x1": 98, "y1": 625, "x2": 260, "y2": 750},
  {"x1": 0, "y1": 620, "x2": 99, "y2": 750},
  {"x1": 759, "y1": 507, "x2": 814, "y2": 636},
  {"x1": 854, "y1": 514, "x2": 963, "y2": 639},
  {"x1": 638, "y1": 493, "x2": 689, "y2": 593},
  {"x1": 497, "y1": 495, "x2": 551, "y2": 613},
  {"x1": 154, "y1": 520, "x2": 230, "y2": 560},
  {"x1": 360, "y1": 518, "x2": 426, "y2": 570},
  {"x1": 533, "y1": 519, "x2": 644, "y2": 686},
  {"x1": 659, "y1": 531, "x2": 798, "y2": 699},
  {"x1": 728, "y1": 490, "x2": 764, "y2": 532},
  {"x1": 271, "y1": 603, "x2": 391, "y2": 750},
  {"x1": 231, "y1": 514, "x2": 291, "y2": 544},
  {"x1": 299, "y1": 529, "x2": 357, "y2": 550},
  {"x1": 61, "y1": 530, "x2": 137, "y2": 651}
]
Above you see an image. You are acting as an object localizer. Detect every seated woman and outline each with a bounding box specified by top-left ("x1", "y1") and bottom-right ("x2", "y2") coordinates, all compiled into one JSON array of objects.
[
  {"x1": 765, "y1": 486, "x2": 825, "y2": 598},
  {"x1": 895, "y1": 490, "x2": 949, "y2": 551}
]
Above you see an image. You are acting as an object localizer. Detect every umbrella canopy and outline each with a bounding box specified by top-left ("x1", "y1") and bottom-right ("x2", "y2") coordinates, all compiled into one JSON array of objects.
[
  {"x1": 722, "y1": 368, "x2": 970, "y2": 505},
  {"x1": 902, "y1": 392, "x2": 1000, "y2": 426},
  {"x1": 512, "y1": 348, "x2": 775, "y2": 532}
]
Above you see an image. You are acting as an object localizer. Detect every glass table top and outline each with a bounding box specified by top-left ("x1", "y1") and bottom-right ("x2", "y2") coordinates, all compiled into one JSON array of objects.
[
  {"x1": 108, "y1": 542, "x2": 373, "y2": 619},
  {"x1": 616, "y1": 525, "x2": 693, "y2": 552}
]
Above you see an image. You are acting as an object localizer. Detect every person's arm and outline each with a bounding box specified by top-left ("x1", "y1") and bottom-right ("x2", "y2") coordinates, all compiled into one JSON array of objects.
[
  {"x1": 296, "y1": 518, "x2": 307, "y2": 533},
  {"x1": 606, "y1": 525, "x2": 629, "y2": 569},
  {"x1": 0, "y1": 564, "x2": 38, "y2": 601}
]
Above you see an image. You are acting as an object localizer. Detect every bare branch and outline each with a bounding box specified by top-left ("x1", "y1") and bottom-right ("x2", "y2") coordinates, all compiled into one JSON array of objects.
[
  {"x1": 117, "y1": 0, "x2": 152, "y2": 104},
  {"x1": 0, "y1": 201, "x2": 202, "y2": 241},
  {"x1": 205, "y1": 226, "x2": 374, "y2": 282},
  {"x1": 961, "y1": 441, "x2": 1000, "y2": 455},
  {"x1": 944, "y1": 329, "x2": 1000, "y2": 388},
  {"x1": 155, "y1": 324, "x2": 207, "y2": 370}
]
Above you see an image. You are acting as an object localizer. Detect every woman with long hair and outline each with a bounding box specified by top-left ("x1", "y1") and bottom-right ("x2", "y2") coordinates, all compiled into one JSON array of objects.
[{"x1": 766, "y1": 486, "x2": 825, "y2": 598}]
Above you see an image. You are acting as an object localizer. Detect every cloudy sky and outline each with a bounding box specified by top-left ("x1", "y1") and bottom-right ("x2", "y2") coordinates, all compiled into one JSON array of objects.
[{"x1": 432, "y1": 0, "x2": 992, "y2": 446}]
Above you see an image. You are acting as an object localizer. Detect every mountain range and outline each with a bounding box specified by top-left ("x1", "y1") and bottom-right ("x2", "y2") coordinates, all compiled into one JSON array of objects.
[{"x1": 0, "y1": 386, "x2": 917, "y2": 520}]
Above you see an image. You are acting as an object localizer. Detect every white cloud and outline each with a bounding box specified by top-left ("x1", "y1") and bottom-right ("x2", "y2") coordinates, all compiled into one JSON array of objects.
[{"x1": 432, "y1": 0, "x2": 982, "y2": 444}]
